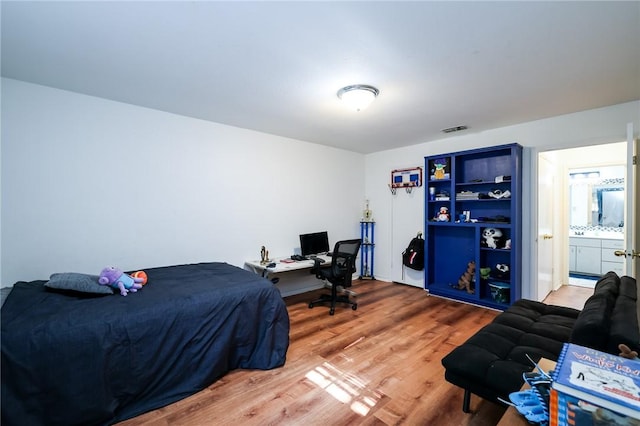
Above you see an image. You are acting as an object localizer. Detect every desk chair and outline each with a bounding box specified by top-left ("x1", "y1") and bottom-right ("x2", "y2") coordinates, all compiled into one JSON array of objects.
[{"x1": 308, "y1": 239, "x2": 362, "y2": 315}]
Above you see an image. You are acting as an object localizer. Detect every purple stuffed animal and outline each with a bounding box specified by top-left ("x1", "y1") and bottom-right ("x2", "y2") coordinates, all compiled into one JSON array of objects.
[{"x1": 98, "y1": 266, "x2": 144, "y2": 296}]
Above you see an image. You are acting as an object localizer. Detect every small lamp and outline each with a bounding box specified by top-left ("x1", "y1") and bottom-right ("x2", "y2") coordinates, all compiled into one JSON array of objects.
[{"x1": 337, "y1": 85, "x2": 379, "y2": 112}]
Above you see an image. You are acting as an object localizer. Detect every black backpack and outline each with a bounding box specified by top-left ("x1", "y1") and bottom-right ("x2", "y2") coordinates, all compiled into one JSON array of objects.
[{"x1": 402, "y1": 233, "x2": 424, "y2": 271}]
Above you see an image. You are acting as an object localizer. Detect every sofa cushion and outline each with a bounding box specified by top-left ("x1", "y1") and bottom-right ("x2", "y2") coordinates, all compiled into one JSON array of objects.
[
  {"x1": 569, "y1": 293, "x2": 614, "y2": 350},
  {"x1": 607, "y1": 275, "x2": 640, "y2": 355},
  {"x1": 569, "y1": 271, "x2": 619, "y2": 351},
  {"x1": 593, "y1": 270, "x2": 620, "y2": 297},
  {"x1": 618, "y1": 275, "x2": 637, "y2": 300}
]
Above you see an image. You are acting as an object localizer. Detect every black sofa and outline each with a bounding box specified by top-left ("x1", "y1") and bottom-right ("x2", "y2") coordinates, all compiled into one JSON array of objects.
[{"x1": 441, "y1": 271, "x2": 639, "y2": 412}]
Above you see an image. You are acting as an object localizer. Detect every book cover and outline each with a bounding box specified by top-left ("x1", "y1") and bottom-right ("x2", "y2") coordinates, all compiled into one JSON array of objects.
[
  {"x1": 551, "y1": 343, "x2": 640, "y2": 420},
  {"x1": 550, "y1": 388, "x2": 637, "y2": 426}
]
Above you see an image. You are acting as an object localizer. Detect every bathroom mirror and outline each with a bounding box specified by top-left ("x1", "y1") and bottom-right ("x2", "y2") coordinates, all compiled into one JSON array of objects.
[
  {"x1": 569, "y1": 166, "x2": 625, "y2": 229},
  {"x1": 598, "y1": 188, "x2": 624, "y2": 227}
]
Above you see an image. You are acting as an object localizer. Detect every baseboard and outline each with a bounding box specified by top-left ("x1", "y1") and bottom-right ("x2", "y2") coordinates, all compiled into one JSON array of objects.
[{"x1": 569, "y1": 272, "x2": 599, "y2": 281}]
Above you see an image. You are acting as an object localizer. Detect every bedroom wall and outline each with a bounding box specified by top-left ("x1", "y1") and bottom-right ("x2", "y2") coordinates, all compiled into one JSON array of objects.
[
  {"x1": 0, "y1": 78, "x2": 365, "y2": 287},
  {"x1": 365, "y1": 100, "x2": 640, "y2": 298}
]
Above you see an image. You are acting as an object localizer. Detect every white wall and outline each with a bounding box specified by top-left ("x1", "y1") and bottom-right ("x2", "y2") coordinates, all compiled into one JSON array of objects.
[
  {"x1": 3, "y1": 77, "x2": 638, "y2": 297},
  {"x1": 365, "y1": 100, "x2": 640, "y2": 298},
  {"x1": 1, "y1": 78, "x2": 365, "y2": 286}
]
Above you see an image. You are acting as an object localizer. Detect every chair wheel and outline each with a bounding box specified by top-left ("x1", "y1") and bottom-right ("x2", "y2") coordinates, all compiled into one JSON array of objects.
[
  {"x1": 329, "y1": 308, "x2": 335, "y2": 315},
  {"x1": 352, "y1": 304, "x2": 358, "y2": 310},
  {"x1": 308, "y1": 303, "x2": 314, "y2": 309}
]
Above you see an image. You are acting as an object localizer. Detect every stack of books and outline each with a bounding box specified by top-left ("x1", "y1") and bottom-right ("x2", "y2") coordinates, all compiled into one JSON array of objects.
[
  {"x1": 549, "y1": 343, "x2": 640, "y2": 425},
  {"x1": 456, "y1": 191, "x2": 479, "y2": 200}
]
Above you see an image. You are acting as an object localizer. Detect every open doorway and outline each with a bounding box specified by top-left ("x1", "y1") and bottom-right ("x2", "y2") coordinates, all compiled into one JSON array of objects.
[
  {"x1": 537, "y1": 141, "x2": 628, "y2": 297},
  {"x1": 568, "y1": 163, "x2": 625, "y2": 288}
]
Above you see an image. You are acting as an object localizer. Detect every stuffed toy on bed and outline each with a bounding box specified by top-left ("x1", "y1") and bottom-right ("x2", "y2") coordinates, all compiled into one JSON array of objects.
[
  {"x1": 130, "y1": 270, "x2": 148, "y2": 286},
  {"x1": 98, "y1": 266, "x2": 144, "y2": 296}
]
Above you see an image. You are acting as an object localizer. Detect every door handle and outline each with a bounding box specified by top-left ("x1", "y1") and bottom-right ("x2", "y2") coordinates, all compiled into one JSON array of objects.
[
  {"x1": 614, "y1": 249, "x2": 640, "y2": 259},
  {"x1": 542, "y1": 234, "x2": 553, "y2": 240}
]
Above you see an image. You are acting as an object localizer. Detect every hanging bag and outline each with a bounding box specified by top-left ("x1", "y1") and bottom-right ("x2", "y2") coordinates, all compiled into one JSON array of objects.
[{"x1": 402, "y1": 232, "x2": 424, "y2": 271}]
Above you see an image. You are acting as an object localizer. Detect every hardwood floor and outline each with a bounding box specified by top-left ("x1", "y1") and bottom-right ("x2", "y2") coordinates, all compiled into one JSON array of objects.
[
  {"x1": 540, "y1": 284, "x2": 593, "y2": 310},
  {"x1": 118, "y1": 281, "x2": 590, "y2": 426}
]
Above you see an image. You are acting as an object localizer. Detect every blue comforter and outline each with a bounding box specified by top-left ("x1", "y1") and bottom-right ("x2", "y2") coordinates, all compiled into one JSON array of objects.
[{"x1": 1, "y1": 262, "x2": 290, "y2": 425}]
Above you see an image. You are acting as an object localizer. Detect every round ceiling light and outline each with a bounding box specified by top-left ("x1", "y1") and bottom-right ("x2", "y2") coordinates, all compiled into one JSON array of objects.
[{"x1": 337, "y1": 85, "x2": 379, "y2": 112}]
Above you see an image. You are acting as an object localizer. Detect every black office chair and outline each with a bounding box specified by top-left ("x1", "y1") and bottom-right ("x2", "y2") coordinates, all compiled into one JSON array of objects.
[{"x1": 308, "y1": 239, "x2": 362, "y2": 315}]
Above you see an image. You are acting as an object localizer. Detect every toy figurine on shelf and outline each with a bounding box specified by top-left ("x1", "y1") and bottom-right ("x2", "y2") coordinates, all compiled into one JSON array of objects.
[
  {"x1": 436, "y1": 206, "x2": 450, "y2": 222},
  {"x1": 430, "y1": 158, "x2": 450, "y2": 180},
  {"x1": 260, "y1": 246, "x2": 270, "y2": 265},
  {"x1": 362, "y1": 199, "x2": 373, "y2": 222}
]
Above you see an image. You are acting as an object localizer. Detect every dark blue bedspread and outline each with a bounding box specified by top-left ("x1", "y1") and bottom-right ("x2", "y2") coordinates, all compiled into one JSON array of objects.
[{"x1": 1, "y1": 262, "x2": 290, "y2": 425}]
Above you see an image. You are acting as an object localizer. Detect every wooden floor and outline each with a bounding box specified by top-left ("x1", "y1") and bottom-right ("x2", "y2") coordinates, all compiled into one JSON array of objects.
[
  {"x1": 539, "y1": 284, "x2": 593, "y2": 311},
  {"x1": 118, "y1": 281, "x2": 592, "y2": 426}
]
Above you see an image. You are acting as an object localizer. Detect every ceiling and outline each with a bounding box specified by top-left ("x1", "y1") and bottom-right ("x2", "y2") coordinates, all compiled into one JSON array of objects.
[{"x1": 2, "y1": 1, "x2": 639, "y2": 154}]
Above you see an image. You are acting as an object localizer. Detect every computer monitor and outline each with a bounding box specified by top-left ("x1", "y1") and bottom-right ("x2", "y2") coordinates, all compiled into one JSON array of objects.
[{"x1": 299, "y1": 231, "x2": 330, "y2": 257}]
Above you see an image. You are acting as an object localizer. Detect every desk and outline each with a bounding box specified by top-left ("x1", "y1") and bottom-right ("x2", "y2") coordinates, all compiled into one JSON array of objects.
[
  {"x1": 244, "y1": 255, "x2": 350, "y2": 298},
  {"x1": 497, "y1": 358, "x2": 556, "y2": 426},
  {"x1": 244, "y1": 255, "x2": 332, "y2": 277}
]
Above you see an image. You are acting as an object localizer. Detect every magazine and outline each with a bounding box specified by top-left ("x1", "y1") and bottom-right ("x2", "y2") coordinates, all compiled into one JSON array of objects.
[{"x1": 551, "y1": 343, "x2": 640, "y2": 420}]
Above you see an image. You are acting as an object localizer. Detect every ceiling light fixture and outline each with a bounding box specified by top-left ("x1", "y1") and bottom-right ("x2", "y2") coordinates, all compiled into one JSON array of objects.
[{"x1": 337, "y1": 85, "x2": 379, "y2": 112}]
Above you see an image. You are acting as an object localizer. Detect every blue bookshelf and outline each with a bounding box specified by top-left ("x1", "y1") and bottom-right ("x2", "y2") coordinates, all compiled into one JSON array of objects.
[
  {"x1": 424, "y1": 143, "x2": 522, "y2": 310},
  {"x1": 359, "y1": 221, "x2": 375, "y2": 279}
]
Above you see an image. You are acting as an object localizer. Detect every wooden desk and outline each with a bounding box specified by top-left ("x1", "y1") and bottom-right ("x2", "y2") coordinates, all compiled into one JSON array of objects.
[{"x1": 497, "y1": 358, "x2": 557, "y2": 426}]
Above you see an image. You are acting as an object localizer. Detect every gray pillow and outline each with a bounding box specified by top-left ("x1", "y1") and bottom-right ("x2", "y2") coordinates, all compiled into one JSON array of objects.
[
  {"x1": 1, "y1": 287, "x2": 12, "y2": 308},
  {"x1": 45, "y1": 272, "x2": 114, "y2": 295}
]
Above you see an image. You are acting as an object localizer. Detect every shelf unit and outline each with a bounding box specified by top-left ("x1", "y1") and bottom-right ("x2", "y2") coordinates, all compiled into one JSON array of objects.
[
  {"x1": 359, "y1": 221, "x2": 375, "y2": 279},
  {"x1": 424, "y1": 143, "x2": 522, "y2": 310}
]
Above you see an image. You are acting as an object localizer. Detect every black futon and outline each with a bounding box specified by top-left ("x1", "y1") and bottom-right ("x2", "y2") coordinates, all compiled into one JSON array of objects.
[{"x1": 441, "y1": 271, "x2": 639, "y2": 412}]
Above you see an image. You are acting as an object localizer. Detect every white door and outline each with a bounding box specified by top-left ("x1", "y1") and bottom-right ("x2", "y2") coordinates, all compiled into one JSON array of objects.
[
  {"x1": 537, "y1": 154, "x2": 555, "y2": 300},
  {"x1": 634, "y1": 137, "x2": 639, "y2": 279},
  {"x1": 623, "y1": 124, "x2": 638, "y2": 279}
]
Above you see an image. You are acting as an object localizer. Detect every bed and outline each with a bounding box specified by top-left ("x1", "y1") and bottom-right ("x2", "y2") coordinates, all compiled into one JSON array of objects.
[{"x1": 1, "y1": 262, "x2": 290, "y2": 426}]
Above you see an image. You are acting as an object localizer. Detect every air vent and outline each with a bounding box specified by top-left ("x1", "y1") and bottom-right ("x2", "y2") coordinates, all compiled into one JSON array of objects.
[{"x1": 441, "y1": 125, "x2": 468, "y2": 134}]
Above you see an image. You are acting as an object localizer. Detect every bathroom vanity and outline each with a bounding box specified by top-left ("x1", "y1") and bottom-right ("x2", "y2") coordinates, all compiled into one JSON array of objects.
[{"x1": 569, "y1": 236, "x2": 625, "y2": 276}]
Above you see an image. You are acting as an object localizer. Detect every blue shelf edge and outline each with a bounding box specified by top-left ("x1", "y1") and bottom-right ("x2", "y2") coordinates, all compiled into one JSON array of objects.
[{"x1": 428, "y1": 286, "x2": 510, "y2": 311}]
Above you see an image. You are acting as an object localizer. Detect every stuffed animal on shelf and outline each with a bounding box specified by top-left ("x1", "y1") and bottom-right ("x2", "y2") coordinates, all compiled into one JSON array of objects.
[
  {"x1": 436, "y1": 206, "x2": 450, "y2": 222},
  {"x1": 98, "y1": 266, "x2": 144, "y2": 296},
  {"x1": 433, "y1": 161, "x2": 447, "y2": 179},
  {"x1": 481, "y1": 227, "x2": 504, "y2": 249},
  {"x1": 480, "y1": 267, "x2": 491, "y2": 281},
  {"x1": 494, "y1": 263, "x2": 510, "y2": 280},
  {"x1": 454, "y1": 261, "x2": 475, "y2": 294}
]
